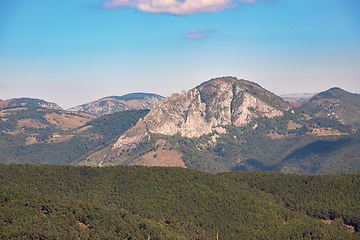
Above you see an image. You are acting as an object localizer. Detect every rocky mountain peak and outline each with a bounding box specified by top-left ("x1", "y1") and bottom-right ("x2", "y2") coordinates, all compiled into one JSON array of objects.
[{"x1": 113, "y1": 77, "x2": 293, "y2": 150}]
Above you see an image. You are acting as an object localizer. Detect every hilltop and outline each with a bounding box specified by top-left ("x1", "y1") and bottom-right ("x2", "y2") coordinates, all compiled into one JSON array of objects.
[
  {"x1": 67, "y1": 92, "x2": 164, "y2": 116},
  {"x1": 0, "y1": 97, "x2": 63, "y2": 111},
  {"x1": 300, "y1": 87, "x2": 360, "y2": 129}
]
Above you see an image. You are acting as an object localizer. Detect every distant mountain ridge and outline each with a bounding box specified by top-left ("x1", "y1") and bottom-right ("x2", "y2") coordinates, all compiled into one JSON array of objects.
[
  {"x1": 0, "y1": 97, "x2": 63, "y2": 110},
  {"x1": 300, "y1": 87, "x2": 360, "y2": 129},
  {"x1": 67, "y1": 92, "x2": 164, "y2": 117},
  {"x1": 280, "y1": 93, "x2": 316, "y2": 102}
]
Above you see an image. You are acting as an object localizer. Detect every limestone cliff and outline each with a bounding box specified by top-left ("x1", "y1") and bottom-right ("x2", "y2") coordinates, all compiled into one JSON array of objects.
[
  {"x1": 112, "y1": 77, "x2": 293, "y2": 150},
  {"x1": 143, "y1": 88, "x2": 211, "y2": 138}
]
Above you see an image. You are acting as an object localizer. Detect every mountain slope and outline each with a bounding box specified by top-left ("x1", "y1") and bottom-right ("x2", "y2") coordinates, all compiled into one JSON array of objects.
[
  {"x1": 0, "y1": 98, "x2": 95, "y2": 134},
  {"x1": 80, "y1": 77, "x2": 296, "y2": 169},
  {"x1": 67, "y1": 92, "x2": 164, "y2": 116},
  {"x1": 300, "y1": 87, "x2": 360, "y2": 129},
  {"x1": 0, "y1": 95, "x2": 148, "y2": 165}
]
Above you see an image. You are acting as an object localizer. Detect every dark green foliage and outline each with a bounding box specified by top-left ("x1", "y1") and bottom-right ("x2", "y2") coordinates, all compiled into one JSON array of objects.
[
  {"x1": 1, "y1": 165, "x2": 359, "y2": 239},
  {"x1": 221, "y1": 171, "x2": 360, "y2": 232},
  {"x1": 83, "y1": 109, "x2": 150, "y2": 139},
  {"x1": 271, "y1": 133, "x2": 360, "y2": 174},
  {"x1": 309, "y1": 117, "x2": 353, "y2": 133},
  {"x1": 0, "y1": 136, "x2": 94, "y2": 165}
]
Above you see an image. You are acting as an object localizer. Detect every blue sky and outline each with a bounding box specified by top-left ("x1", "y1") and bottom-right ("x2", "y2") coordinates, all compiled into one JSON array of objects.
[{"x1": 0, "y1": 0, "x2": 359, "y2": 109}]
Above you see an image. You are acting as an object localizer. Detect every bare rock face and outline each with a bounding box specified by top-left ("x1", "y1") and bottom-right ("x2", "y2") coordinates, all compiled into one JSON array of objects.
[
  {"x1": 232, "y1": 92, "x2": 283, "y2": 126},
  {"x1": 144, "y1": 88, "x2": 211, "y2": 138},
  {"x1": 113, "y1": 118, "x2": 148, "y2": 149},
  {"x1": 69, "y1": 100, "x2": 131, "y2": 116},
  {"x1": 198, "y1": 80, "x2": 234, "y2": 126},
  {"x1": 112, "y1": 77, "x2": 292, "y2": 150}
]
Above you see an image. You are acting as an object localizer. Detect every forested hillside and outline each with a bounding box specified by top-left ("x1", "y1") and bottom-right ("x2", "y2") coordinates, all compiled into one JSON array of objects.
[
  {"x1": 300, "y1": 87, "x2": 360, "y2": 129},
  {"x1": 1, "y1": 165, "x2": 359, "y2": 239},
  {"x1": 0, "y1": 109, "x2": 149, "y2": 165}
]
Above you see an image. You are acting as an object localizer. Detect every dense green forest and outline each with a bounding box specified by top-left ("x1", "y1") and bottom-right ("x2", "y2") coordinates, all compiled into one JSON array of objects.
[{"x1": 1, "y1": 164, "x2": 359, "y2": 239}]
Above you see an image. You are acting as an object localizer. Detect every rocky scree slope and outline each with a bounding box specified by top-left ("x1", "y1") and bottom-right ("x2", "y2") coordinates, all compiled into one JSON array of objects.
[{"x1": 67, "y1": 92, "x2": 164, "y2": 117}]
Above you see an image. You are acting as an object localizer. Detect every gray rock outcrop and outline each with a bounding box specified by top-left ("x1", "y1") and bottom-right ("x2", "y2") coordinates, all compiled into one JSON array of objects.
[{"x1": 113, "y1": 77, "x2": 292, "y2": 150}]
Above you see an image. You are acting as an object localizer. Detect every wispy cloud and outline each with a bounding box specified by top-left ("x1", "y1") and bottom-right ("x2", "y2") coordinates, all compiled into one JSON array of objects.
[
  {"x1": 184, "y1": 28, "x2": 218, "y2": 39},
  {"x1": 101, "y1": 0, "x2": 264, "y2": 15}
]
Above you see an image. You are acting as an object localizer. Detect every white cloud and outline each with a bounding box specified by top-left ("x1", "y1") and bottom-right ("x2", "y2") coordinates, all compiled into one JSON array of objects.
[
  {"x1": 102, "y1": 0, "x2": 261, "y2": 15},
  {"x1": 184, "y1": 28, "x2": 217, "y2": 39}
]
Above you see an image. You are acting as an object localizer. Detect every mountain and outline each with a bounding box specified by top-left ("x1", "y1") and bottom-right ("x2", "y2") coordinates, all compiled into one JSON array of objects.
[
  {"x1": 115, "y1": 77, "x2": 291, "y2": 142},
  {"x1": 300, "y1": 87, "x2": 360, "y2": 129},
  {"x1": 67, "y1": 92, "x2": 164, "y2": 116},
  {"x1": 78, "y1": 77, "x2": 359, "y2": 174},
  {"x1": 79, "y1": 77, "x2": 292, "y2": 169},
  {"x1": 0, "y1": 97, "x2": 63, "y2": 110}
]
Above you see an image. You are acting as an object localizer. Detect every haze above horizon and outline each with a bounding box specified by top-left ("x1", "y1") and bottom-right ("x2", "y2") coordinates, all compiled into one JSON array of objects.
[{"x1": 1, "y1": 0, "x2": 359, "y2": 109}]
